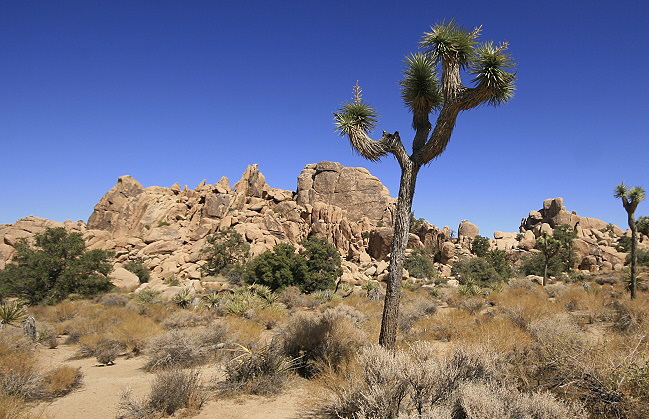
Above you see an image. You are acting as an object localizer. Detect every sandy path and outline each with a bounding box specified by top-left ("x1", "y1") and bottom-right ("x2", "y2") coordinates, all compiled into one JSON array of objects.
[
  {"x1": 33, "y1": 344, "x2": 152, "y2": 418},
  {"x1": 196, "y1": 379, "x2": 311, "y2": 419},
  {"x1": 31, "y1": 344, "x2": 310, "y2": 418}
]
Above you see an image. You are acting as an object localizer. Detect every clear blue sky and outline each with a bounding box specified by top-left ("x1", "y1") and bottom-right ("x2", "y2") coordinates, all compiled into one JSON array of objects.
[{"x1": 2, "y1": 0, "x2": 648, "y2": 236}]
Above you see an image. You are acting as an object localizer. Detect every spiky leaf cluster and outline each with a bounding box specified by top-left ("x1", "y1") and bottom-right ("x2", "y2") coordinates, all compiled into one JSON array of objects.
[
  {"x1": 333, "y1": 102, "x2": 379, "y2": 136},
  {"x1": 420, "y1": 19, "x2": 478, "y2": 68},
  {"x1": 399, "y1": 53, "x2": 443, "y2": 129},
  {"x1": 471, "y1": 41, "x2": 516, "y2": 105},
  {"x1": 614, "y1": 184, "x2": 646, "y2": 204}
]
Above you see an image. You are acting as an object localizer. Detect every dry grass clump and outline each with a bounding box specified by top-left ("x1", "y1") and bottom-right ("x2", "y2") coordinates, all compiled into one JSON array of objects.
[
  {"x1": 0, "y1": 394, "x2": 29, "y2": 419},
  {"x1": 398, "y1": 298, "x2": 437, "y2": 334},
  {"x1": 119, "y1": 369, "x2": 205, "y2": 418},
  {"x1": 39, "y1": 366, "x2": 83, "y2": 398},
  {"x1": 161, "y1": 309, "x2": 209, "y2": 329},
  {"x1": 221, "y1": 343, "x2": 296, "y2": 395},
  {"x1": 144, "y1": 321, "x2": 227, "y2": 370},
  {"x1": 410, "y1": 309, "x2": 475, "y2": 342},
  {"x1": 313, "y1": 343, "x2": 583, "y2": 418},
  {"x1": 493, "y1": 287, "x2": 560, "y2": 329},
  {"x1": 275, "y1": 304, "x2": 367, "y2": 377}
]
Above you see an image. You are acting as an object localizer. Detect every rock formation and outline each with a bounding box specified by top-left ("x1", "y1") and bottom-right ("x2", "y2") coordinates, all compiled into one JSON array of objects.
[{"x1": 1, "y1": 166, "x2": 644, "y2": 294}]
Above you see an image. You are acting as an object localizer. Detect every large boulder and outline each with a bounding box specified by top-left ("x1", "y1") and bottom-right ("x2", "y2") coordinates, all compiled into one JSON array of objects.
[{"x1": 296, "y1": 161, "x2": 395, "y2": 225}]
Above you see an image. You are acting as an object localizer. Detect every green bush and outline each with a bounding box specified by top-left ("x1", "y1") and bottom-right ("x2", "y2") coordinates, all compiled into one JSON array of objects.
[
  {"x1": 616, "y1": 236, "x2": 632, "y2": 252},
  {"x1": 0, "y1": 228, "x2": 114, "y2": 304},
  {"x1": 247, "y1": 239, "x2": 342, "y2": 293},
  {"x1": 521, "y1": 252, "x2": 564, "y2": 278},
  {"x1": 485, "y1": 249, "x2": 513, "y2": 279},
  {"x1": 636, "y1": 216, "x2": 649, "y2": 236},
  {"x1": 300, "y1": 237, "x2": 342, "y2": 293},
  {"x1": 247, "y1": 243, "x2": 308, "y2": 292},
  {"x1": 631, "y1": 248, "x2": 649, "y2": 266},
  {"x1": 404, "y1": 249, "x2": 437, "y2": 280},
  {"x1": 201, "y1": 227, "x2": 250, "y2": 276},
  {"x1": 471, "y1": 236, "x2": 490, "y2": 257},
  {"x1": 123, "y1": 258, "x2": 150, "y2": 283},
  {"x1": 452, "y1": 256, "x2": 502, "y2": 286}
]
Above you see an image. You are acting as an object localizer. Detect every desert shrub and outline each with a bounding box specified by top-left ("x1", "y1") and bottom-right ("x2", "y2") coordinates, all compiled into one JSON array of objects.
[
  {"x1": 456, "y1": 297, "x2": 485, "y2": 314},
  {"x1": 300, "y1": 237, "x2": 343, "y2": 293},
  {"x1": 120, "y1": 369, "x2": 205, "y2": 417},
  {"x1": 634, "y1": 248, "x2": 649, "y2": 266},
  {"x1": 171, "y1": 288, "x2": 194, "y2": 309},
  {"x1": 134, "y1": 288, "x2": 160, "y2": 304},
  {"x1": 149, "y1": 369, "x2": 205, "y2": 415},
  {"x1": 471, "y1": 235, "x2": 490, "y2": 257},
  {"x1": 0, "y1": 394, "x2": 27, "y2": 419},
  {"x1": 123, "y1": 258, "x2": 150, "y2": 283},
  {"x1": 251, "y1": 305, "x2": 286, "y2": 329},
  {"x1": 107, "y1": 313, "x2": 162, "y2": 355},
  {"x1": 485, "y1": 249, "x2": 514, "y2": 279},
  {"x1": 37, "y1": 323, "x2": 58, "y2": 349},
  {"x1": 40, "y1": 366, "x2": 82, "y2": 398},
  {"x1": 311, "y1": 289, "x2": 340, "y2": 304},
  {"x1": 275, "y1": 305, "x2": 367, "y2": 377},
  {"x1": 544, "y1": 283, "x2": 566, "y2": 298},
  {"x1": 246, "y1": 243, "x2": 308, "y2": 292},
  {"x1": 616, "y1": 235, "x2": 633, "y2": 252},
  {"x1": 201, "y1": 227, "x2": 250, "y2": 276},
  {"x1": 398, "y1": 299, "x2": 436, "y2": 334},
  {"x1": 77, "y1": 334, "x2": 121, "y2": 361},
  {"x1": 314, "y1": 343, "x2": 582, "y2": 418},
  {"x1": 521, "y1": 252, "x2": 564, "y2": 277},
  {"x1": 98, "y1": 293, "x2": 129, "y2": 307},
  {"x1": 145, "y1": 330, "x2": 207, "y2": 371},
  {"x1": 222, "y1": 343, "x2": 296, "y2": 395},
  {"x1": 451, "y1": 256, "x2": 502, "y2": 287},
  {"x1": 0, "y1": 227, "x2": 113, "y2": 304},
  {"x1": 0, "y1": 301, "x2": 26, "y2": 328},
  {"x1": 279, "y1": 286, "x2": 317, "y2": 309},
  {"x1": 145, "y1": 324, "x2": 226, "y2": 371},
  {"x1": 404, "y1": 249, "x2": 437, "y2": 280},
  {"x1": 0, "y1": 334, "x2": 40, "y2": 399},
  {"x1": 162, "y1": 310, "x2": 207, "y2": 329}
]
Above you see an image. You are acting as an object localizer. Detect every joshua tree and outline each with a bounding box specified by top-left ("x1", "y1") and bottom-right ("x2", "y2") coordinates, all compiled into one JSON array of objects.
[
  {"x1": 614, "y1": 182, "x2": 646, "y2": 298},
  {"x1": 333, "y1": 21, "x2": 516, "y2": 348}
]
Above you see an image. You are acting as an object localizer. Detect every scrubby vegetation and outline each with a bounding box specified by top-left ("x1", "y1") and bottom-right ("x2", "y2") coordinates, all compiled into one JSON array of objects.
[
  {"x1": 0, "y1": 228, "x2": 114, "y2": 304},
  {"x1": 1, "y1": 265, "x2": 648, "y2": 417}
]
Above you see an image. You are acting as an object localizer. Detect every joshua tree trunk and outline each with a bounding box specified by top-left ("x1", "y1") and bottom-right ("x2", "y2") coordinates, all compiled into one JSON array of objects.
[
  {"x1": 379, "y1": 162, "x2": 420, "y2": 348},
  {"x1": 628, "y1": 212, "x2": 638, "y2": 299},
  {"x1": 614, "y1": 182, "x2": 645, "y2": 299}
]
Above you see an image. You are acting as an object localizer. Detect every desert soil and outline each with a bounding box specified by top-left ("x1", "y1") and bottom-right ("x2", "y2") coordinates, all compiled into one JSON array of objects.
[{"x1": 31, "y1": 343, "x2": 310, "y2": 418}]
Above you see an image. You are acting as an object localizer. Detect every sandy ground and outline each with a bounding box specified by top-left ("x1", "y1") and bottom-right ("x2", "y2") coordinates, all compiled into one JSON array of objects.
[{"x1": 31, "y1": 343, "x2": 310, "y2": 419}]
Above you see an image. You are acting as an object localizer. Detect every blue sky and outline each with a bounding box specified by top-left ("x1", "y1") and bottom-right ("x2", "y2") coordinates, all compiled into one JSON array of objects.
[{"x1": 1, "y1": 0, "x2": 648, "y2": 236}]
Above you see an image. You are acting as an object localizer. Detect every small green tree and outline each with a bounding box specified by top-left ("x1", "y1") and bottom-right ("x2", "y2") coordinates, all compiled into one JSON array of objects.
[
  {"x1": 201, "y1": 227, "x2": 250, "y2": 276},
  {"x1": 0, "y1": 227, "x2": 113, "y2": 304},
  {"x1": 404, "y1": 249, "x2": 437, "y2": 280},
  {"x1": 531, "y1": 225, "x2": 576, "y2": 286},
  {"x1": 124, "y1": 258, "x2": 150, "y2": 283},
  {"x1": 247, "y1": 243, "x2": 308, "y2": 292},
  {"x1": 300, "y1": 237, "x2": 342, "y2": 293},
  {"x1": 614, "y1": 182, "x2": 646, "y2": 298},
  {"x1": 471, "y1": 236, "x2": 490, "y2": 257}
]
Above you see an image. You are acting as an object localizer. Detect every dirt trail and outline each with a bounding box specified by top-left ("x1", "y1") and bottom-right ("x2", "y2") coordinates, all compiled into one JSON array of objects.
[{"x1": 31, "y1": 344, "x2": 310, "y2": 419}]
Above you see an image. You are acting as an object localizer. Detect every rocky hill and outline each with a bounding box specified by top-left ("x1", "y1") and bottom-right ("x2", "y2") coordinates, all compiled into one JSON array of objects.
[{"x1": 1, "y1": 162, "x2": 644, "y2": 295}]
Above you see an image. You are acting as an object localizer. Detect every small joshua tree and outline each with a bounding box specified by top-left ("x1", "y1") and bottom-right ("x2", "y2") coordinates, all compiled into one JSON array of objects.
[
  {"x1": 333, "y1": 20, "x2": 515, "y2": 348},
  {"x1": 614, "y1": 182, "x2": 646, "y2": 298}
]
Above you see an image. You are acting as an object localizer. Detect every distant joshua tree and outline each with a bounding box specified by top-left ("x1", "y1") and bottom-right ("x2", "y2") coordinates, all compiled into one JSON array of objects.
[
  {"x1": 614, "y1": 182, "x2": 646, "y2": 298},
  {"x1": 333, "y1": 20, "x2": 516, "y2": 348}
]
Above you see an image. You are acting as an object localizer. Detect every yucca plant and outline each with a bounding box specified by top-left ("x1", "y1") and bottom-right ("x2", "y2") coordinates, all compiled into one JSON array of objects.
[
  {"x1": 333, "y1": 20, "x2": 515, "y2": 348},
  {"x1": 172, "y1": 289, "x2": 194, "y2": 309},
  {"x1": 0, "y1": 301, "x2": 26, "y2": 328},
  {"x1": 202, "y1": 292, "x2": 222, "y2": 310}
]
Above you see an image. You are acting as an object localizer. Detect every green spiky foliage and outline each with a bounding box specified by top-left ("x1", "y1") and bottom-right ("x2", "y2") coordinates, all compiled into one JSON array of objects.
[
  {"x1": 0, "y1": 300, "x2": 26, "y2": 328},
  {"x1": 614, "y1": 182, "x2": 646, "y2": 298},
  {"x1": 332, "y1": 20, "x2": 515, "y2": 349},
  {"x1": 420, "y1": 19, "x2": 478, "y2": 68}
]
